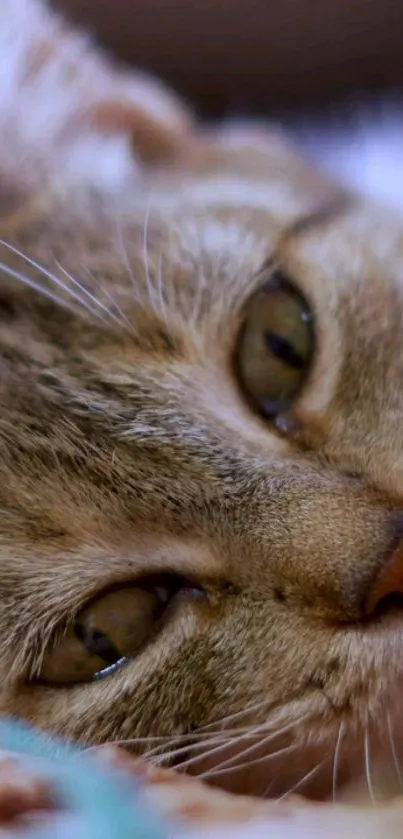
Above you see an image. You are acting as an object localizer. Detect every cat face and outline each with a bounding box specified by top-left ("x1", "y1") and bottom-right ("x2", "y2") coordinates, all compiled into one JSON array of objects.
[{"x1": 1, "y1": 122, "x2": 403, "y2": 802}]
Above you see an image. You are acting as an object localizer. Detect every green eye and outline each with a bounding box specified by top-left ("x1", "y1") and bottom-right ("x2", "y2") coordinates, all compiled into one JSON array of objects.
[
  {"x1": 235, "y1": 272, "x2": 314, "y2": 417},
  {"x1": 38, "y1": 586, "x2": 166, "y2": 685}
]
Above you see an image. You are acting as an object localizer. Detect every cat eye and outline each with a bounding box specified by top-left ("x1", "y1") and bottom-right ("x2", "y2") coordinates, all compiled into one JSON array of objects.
[
  {"x1": 235, "y1": 272, "x2": 314, "y2": 417},
  {"x1": 38, "y1": 583, "x2": 172, "y2": 685}
]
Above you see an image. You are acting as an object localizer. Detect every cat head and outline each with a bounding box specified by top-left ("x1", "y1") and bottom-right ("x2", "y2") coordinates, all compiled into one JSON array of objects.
[{"x1": 1, "y1": 0, "x2": 403, "y2": 803}]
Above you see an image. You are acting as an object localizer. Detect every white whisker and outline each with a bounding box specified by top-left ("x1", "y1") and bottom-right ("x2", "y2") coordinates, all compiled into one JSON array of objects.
[
  {"x1": 0, "y1": 240, "x2": 104, "y2": 321},
  {"x1": 116, "y1": 202, "x2": 170, "y2": 328},
  {"x1": 191, "y1": 242, "x2": 207, "y2": 326},
  {"x1": 155, "y1": 250, "x2": 169, "y2": 328},
  {"x1": 82, "y1": 735, "x2": 181, "y2": 755},
  {"x1": 194, "y1": 724, "x2": 297, "y2": 777},
  {"x1": 262, "y1": 780, "x2": 274, "y2": 797},
  {"x1": 145, "y1": 721, "x2": 292, "y2": 764},
  {"x1": 161, "y1": 728, "x2": 252, "y2": 743},
  {"x1": 81, "y1": 265, "x2": 134, "y2": 332},
  {"x1": 115, "y1": 216, "x2": 137, "y2": 293},
  {"x1": 194, "y1": 699, "x2": 269, "y2": 733},
  {"x1": 142, "y1": 196, "x2": 154, "y2": 305},
  {"x1": 386, "y1": 712, "x2": 403, "y2": 791},
  {"x1": 332, "y1": 719, "x2": 344, "y2": 802},
  {"x1": 141, "y1": 196, "x2": 169, "y2": 325},
  {"x1": 364, "y1": 726, "x2": 376, "y2": 805},
  {"x1": 150, "y1": 734, "x2": 233, "y2": 764},
  {"x1": 83, "y1": 730, "x2": 239, "y2": 761},
  {"x1": 0, "y1": 260, "x2": 80, "y2": 317},
  {"x1": 200, "y1": 743, "x2": 297, "y2": 780},
  {"x1": 145, "y1": 727, "x2": 257, "y2": 761},
  {"x1": 176, "y1": 714, "x2": 310, "y2": 774},
  {"x1": 54, "y1": 259, "x2": 129, "y2": 332},
  {"x1": 277, "y1": 759, "x2": 327, "y2": 801}
]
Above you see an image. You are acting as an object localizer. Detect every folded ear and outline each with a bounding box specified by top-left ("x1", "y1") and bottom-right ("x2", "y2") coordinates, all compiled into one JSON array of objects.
[
  {"x1": 88, "y1": 71, "x2": 193, "y2": 166},
  {"x1": 0, "y1": 0, "x2": 194, "y2": 202}
]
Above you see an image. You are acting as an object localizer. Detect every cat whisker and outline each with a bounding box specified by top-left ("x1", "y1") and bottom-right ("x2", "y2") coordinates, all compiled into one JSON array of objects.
[
  {"x1": 386, "y1": 711, "x2": 403, "y2": 790},
  {"x1": 155, "y1": 250, "x2": 169, "y2": 329},
  {"x1": 54, "y1": 259, "x2": 131, "y2": 333},
  {"x1": 145, "y1": 727, "x2": 256, "y2": 760},
  {"x1": 187, "y1": 726, "x2": 291, "y2": 776},
  {"x1": 141, "y1": 197, "x2": 174, "y2": 329},
  {"x1": 167, "y1": 727, "x2": 254, "y2": 742},
  {"x1": 0, "y1": 260, "x2": 82, "y2": 318},
  {"x1": 364, "y1": 725, "x2": 376, "y2": 805},
  {"x1": 277, "y1": 759, "x2": 327, "y2": 801},
  {"x1": 115, "y1": 211, "x2": 170, "y2": 326},
  {"x1": 115, "y1": 215, "x2": 139, "y2": 298},
  {"x1": 144, "y1": 723, "x2": 283, "y2": 765},
  {"x1": 142, "y1": 196, "x2": 154, "y2": 307},
  {"x1": 190, "y1": 245, "x2": 207, "y2": 326},
  {"x1": 176, "y1": 714, "x2": 310, "y2": 774},
  {"x1": 82, "y1": 730, "x2": 237, "y2": 761},
  {"x1": 82, "y1": 735, "x2": 182, "y2": 755},
  {"x1": 116, "y1": 206, "x2": 176, "y2": 338},
  {"x1": 80, "y1": 262, "x2": 137, "y2": 335},
  {"x1": 199, "y1": 742, "x2": 297, "y2": 780},
  {"x1": 149, "y1": 734, "x2": 235, "y2": 764},
  {"x1": 96, "y1": 282, "x2": 134, "y2": 332},
  {"x1": 0, "y1": 240, "x2": 105, "y2": 322},
  {"x1": 262, "y1": 780, "x2": 274, "y2": 797},
  {"x1": 193, "y1": 699, "x2": 270, "y2": 733},
  {"x1": 145, "y1": 721, "x2": 271, "y2": 765},
  {"x1": 332, "y1": 719, "x2": 344, "y2": 802}
]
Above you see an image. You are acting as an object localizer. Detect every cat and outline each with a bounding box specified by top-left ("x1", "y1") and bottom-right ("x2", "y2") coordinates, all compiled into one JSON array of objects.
[{"x1": 1, "y1": 0, "x2": 403, "y2": 812}]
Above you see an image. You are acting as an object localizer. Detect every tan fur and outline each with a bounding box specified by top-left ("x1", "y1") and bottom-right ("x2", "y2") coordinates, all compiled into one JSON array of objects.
[{"x1": 1, "y1": 0, "x2": 403, "y2": 807}]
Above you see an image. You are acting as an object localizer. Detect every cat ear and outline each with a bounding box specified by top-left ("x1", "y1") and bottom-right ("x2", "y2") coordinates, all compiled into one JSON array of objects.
[
  {"x1": 0, "y1": 0, "x2": 194, "y2": 199},
  {"x1": 81, "y1": 71, "x2": 194, "y2": 167},
  {"x1": 57, "y1": 65, "x2": 195, "y2": 195}
]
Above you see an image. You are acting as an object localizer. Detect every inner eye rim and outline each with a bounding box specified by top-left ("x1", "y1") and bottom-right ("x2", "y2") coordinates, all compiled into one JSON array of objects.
[{"x1": 234, "y1": 269, "x2": 315, "y2": 419}]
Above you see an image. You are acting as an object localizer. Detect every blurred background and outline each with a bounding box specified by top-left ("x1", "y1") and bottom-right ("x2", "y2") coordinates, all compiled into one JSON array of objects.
[{"x1": 54, "y1": 0, "x2": 403, "y2": 117}]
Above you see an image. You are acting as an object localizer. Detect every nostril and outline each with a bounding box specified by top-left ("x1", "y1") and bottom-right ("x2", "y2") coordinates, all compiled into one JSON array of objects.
[{"x1": 364, "y1": 544, "x2": 403, "y2": 617}]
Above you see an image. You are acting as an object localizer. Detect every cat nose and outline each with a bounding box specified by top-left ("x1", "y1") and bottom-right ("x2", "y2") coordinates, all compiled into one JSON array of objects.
[{"x1": 364, "y1": 537, "x2": 403, "y2": 616}]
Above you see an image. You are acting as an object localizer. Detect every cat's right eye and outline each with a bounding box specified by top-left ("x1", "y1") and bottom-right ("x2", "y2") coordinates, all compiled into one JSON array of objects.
[
  {"x1": 235, "y1": 271, "x2": 314, "y2": 418},
  {"x1": 38, "y1": 584, "x2": 170, "y2": 685}
]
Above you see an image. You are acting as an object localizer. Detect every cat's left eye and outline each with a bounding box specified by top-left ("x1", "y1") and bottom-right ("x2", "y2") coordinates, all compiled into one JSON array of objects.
[
  {"x1": 38, "y1": 585, "x2": 169, "y2": 685},
  {"x1": 235, "y1": 272, "x2": 314, "y2": 418}
]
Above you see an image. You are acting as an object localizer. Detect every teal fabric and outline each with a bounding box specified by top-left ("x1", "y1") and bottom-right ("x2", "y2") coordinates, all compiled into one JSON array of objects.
[{"x1": 0, "y1": 717, "x2": 168, "y2": 839}]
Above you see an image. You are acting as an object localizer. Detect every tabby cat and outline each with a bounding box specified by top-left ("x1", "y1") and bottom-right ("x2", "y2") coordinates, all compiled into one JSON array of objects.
[{"x1": 1, "y1": 0, "x2": 403, "y2": 807}]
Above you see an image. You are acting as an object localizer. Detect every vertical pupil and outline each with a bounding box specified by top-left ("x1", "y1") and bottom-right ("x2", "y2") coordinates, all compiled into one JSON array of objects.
[
  {"x1": 264, "y1": 330, "x2": 305, "y2": 370},
  {"x1": 75, "y1": 621, "x2": 120, "y2": 664}
]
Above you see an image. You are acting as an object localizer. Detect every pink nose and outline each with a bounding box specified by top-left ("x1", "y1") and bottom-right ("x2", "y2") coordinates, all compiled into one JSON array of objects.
[{"x1": 365, "y1": 542, "x2": 403, "y2": 615}]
